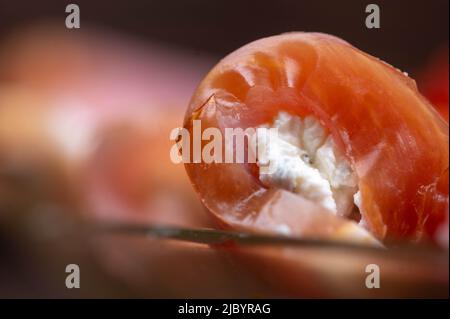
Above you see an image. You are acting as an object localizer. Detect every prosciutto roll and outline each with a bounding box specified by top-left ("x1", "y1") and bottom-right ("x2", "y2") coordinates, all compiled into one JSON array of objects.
[{"x1": 183, "y1": 32, "x2": 449, "y2": 246}]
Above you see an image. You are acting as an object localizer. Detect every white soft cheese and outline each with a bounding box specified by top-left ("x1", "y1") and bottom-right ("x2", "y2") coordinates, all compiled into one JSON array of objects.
[{"x1": 254, "y1": 112, "x2": 358, "y2": 216}]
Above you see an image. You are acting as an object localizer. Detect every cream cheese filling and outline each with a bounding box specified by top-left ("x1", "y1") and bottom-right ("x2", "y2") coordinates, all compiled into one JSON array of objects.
[{"x1": 254, "y1": 112, "x2": 359, "y2": 217}]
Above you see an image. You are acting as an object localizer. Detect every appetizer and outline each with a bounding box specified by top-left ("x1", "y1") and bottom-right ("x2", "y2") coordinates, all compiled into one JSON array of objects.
[{"x1": 183, "y1": 32, "x2": 449, "y2": 246}]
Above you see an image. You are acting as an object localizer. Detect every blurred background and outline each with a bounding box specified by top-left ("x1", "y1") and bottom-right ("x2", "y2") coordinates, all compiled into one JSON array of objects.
[{"x1": 0, "y1": 0, "x2": 448, "y2": 298}]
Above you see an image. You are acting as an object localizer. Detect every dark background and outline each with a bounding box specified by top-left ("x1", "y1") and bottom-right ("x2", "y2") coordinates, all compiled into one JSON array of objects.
[{"x1": 0, "y1": 0, "x2": 448, "y2": 76}]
